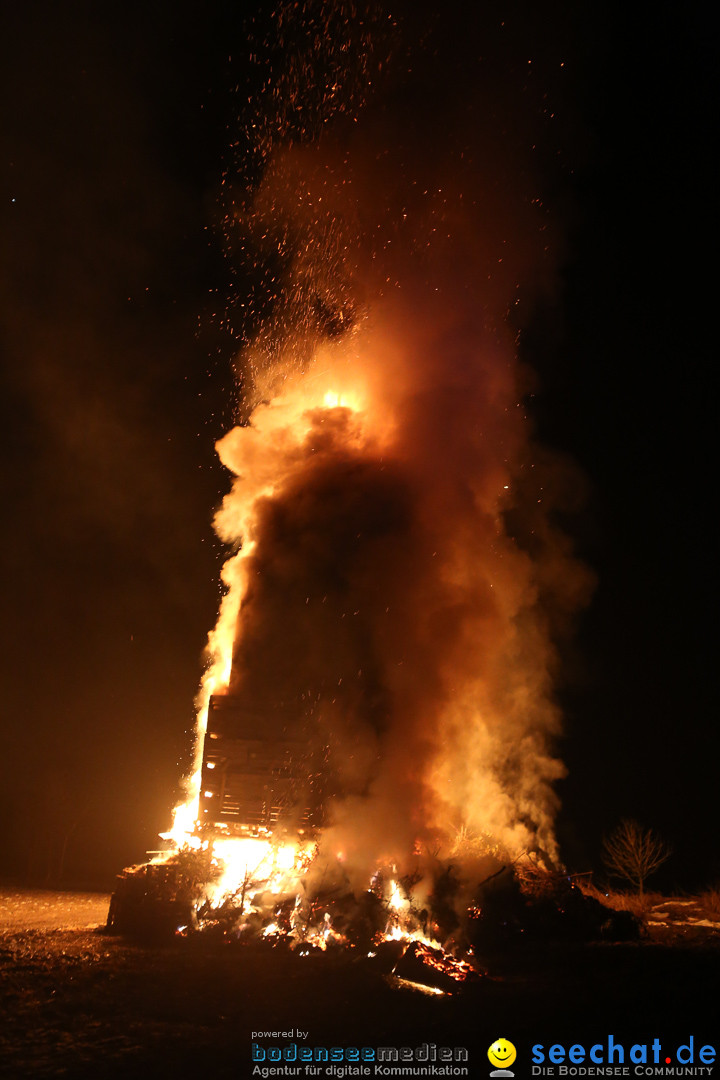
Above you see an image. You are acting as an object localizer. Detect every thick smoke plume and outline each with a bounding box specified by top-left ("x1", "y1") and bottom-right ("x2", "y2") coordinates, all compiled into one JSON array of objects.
[{"x1": 189, "y1": 1, "x2": 591, "y2": 877}]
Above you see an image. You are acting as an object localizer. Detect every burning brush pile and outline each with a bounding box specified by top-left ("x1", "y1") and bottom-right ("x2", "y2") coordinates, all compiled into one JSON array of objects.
[
  {"x1": 107, "y1": 839, "x2": 489, "y2": 992},
  {"x1": 107, "y1": 836, "x2": 488, "y2": 993},
  {"x1": 108, "y1": 0, "x2": 607, "y2": 989},
  {"x1": 107, "y1": 839, "x2": 637, "y2": 995}
]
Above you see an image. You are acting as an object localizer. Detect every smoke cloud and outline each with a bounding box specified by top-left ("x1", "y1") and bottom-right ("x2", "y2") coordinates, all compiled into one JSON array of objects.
[{"x1": 201, "y1": 0, "x2": 592, "y2": 877}]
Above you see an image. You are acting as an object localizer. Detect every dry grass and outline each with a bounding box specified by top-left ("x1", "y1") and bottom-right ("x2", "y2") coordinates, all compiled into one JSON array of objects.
[
  {"x1": 697, "y1": 886, "x2": 720, "y2": 920},
  {"x1": 577, "y1": 881, "x2": 720, "y2": 941},
  {"x1": 576, "y1": 881, "x2": 662, "y2": 920}
]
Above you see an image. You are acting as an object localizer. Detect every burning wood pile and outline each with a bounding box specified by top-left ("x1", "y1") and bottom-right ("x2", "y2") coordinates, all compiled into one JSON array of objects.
[
  {"x1": 104, "y1": 4, "x2": 609, "y2": 999},
  {"x1": 106, "y1": 842, "x2": 638, "y2": 994}
]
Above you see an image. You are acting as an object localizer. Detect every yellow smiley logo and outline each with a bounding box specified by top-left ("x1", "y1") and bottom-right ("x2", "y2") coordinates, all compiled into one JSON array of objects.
[{"x1": 488, "y1": 1038, "x2": 517, "y2": 1070}]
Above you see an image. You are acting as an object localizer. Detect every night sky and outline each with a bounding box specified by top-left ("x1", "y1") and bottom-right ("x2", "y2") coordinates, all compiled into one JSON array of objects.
[{"x1": 0, "y1": 1, "x2": 715, "y2": 890}]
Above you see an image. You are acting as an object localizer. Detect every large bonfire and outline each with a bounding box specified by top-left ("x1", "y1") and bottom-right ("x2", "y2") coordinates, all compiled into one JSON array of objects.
[{"x1": 108, "y1": 1, "x2": 594, "y2": 973}]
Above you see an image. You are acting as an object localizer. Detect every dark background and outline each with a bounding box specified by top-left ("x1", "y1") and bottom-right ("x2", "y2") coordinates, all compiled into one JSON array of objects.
[{"x1": 0, "y1": 1, "x2": 715, "y2": 889}]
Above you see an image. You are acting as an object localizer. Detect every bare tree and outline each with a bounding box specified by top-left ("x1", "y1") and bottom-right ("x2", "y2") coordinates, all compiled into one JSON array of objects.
[{"x1": 602, "y1": 819, "x2": 672, "y2": 895}]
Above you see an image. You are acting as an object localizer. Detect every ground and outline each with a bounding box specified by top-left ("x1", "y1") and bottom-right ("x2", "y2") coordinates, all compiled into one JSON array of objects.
[
  {"x1": 0, "y1": 888, "x2": 717, "y2": 1078},
  {"x1": 0, "y1": 888, "x2": 110, "y2": 932}
]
